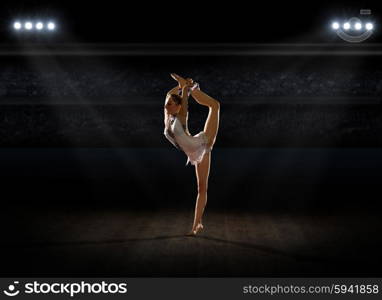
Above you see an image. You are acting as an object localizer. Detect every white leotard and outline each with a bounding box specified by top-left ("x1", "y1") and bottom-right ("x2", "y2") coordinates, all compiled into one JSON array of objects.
[{"x1": 164, "y1": 115, "x2": 211, "y2": 166}]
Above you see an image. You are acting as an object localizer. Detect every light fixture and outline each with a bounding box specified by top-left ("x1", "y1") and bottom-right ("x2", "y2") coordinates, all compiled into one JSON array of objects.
[
  {"x1": 13, "y1": 22, "x2": 22, "y2": 30},
  {"x1": 332, "y1": 22, "x2": 340, "y2": 30},
  {"x1": 47, "y1": 22, "x2": 55, "y2": 31},
  {"x1": 365, "y1": 23, "x2": 374, "y2": 30},
  {"x1": 330, "y1": 9, "x2": 375, "y2": 43},
  {"x1": 24, "y1": 22, "x2": 33, "y2": 30},
  {"x1": 35, "y1": 22, "x2": 44, "y2": 30},
  {"x1": 354, "y1": 22, "x2": 362, "y2": 30},
  {"x1": 11, "y1": 19, "x2": 58, "y2": 32}
]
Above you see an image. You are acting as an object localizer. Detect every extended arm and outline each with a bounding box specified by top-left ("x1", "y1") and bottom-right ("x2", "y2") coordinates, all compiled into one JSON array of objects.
[
  {"x1": 166, "y1": 82, "x2": 190, "y2": 118},
  {"x1": 165, "y1": 84, "x2": 190, "y2": 131},
  {"x1": 166, "y1": 86, "x2": 181, "y2": 97},
  {"x1": 165, "y1": 74, "x2": 193, "y2": 134},
  {"x1": 178, "y1": 85, "x2": 189, "y2": 118},
  {"x1": 177, "y1": 85, "x2": 190, "y2": 134},
  {"x1": 164, "y1": 86, "x2": 181, "y2": 127}
]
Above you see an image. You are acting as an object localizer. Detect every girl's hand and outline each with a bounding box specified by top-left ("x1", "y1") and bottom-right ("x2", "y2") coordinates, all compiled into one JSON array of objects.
[
  {"x1": 185, "y1": 78, "x2": 194, "y2": 88},
  {"x1": 171, "y1": 73, "x2": 190, "y2": 88}
]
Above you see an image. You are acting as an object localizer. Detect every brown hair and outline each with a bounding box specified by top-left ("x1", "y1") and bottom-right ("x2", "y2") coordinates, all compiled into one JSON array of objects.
[{"x1": 170, "y1": 94, "x2": 182, "y2": 105}]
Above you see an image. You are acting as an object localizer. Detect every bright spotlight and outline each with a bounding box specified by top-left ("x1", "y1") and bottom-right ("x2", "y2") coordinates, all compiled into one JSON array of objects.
[
  {"x1": 354, "y1": 22, "x2": 362, "y2": 30},
  {"x1": 13, "y1": 22, "x2": 22, "y2": 30},
  {"x1": 365, "y1": 23, "x2": 374, "y2": 30},
  {"x1": 25, "y1": 22, "x2": 33, "y2": 30},
  {"x1": 47, "y1": 22, "x2": 55, "y2": 31},
  {"x1": 343, "y1": 22, "x2": 350, "y2": 30},
  {"x1": 332, "y1": 22, "x2": 340, "y2": 30},
  {"x1": 35, "y1": 22, "x2": 44, "y2": 30}
]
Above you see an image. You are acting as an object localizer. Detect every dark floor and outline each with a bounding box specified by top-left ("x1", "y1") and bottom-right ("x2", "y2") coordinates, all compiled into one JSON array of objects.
[
  {"x1": 1, "y1": 208, "x2": 381, "y2": 277},
  {"x1": 1, "y1": 147, "x2": 381, "y2": 277}
]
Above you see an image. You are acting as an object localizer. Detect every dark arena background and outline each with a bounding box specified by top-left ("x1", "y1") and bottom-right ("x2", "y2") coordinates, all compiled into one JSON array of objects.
[{"x1": 0, "y1": 0, "x2": 382, "y2": 279}]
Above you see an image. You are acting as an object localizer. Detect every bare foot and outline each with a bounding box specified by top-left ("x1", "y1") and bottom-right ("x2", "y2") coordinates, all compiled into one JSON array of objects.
[
  {"x1": 185, "y1": 223, "x2": 204, "y2": 236},
  {"x1": 171, "y1": 73, "x2": 193, "y2": 88}
]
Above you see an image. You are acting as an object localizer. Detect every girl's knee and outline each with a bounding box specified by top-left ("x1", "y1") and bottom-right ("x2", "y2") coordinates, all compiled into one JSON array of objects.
[
  {"x1": 212, "y1": 99, "x2": 220, "y2": 110},
  {"x1": 208, "y1": 101, "x2": 220, "y2": 113}
]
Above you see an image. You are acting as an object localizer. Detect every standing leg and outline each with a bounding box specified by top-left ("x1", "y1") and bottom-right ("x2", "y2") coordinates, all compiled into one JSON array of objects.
[
  {"x1": 189, "y1": 151, "x2": 211, "y2": 235},
  {"x1": 186, "y1": 86, "x2": 220, "y2": 236}
]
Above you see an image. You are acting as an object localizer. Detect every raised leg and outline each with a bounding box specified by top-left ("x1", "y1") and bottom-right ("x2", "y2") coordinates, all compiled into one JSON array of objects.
[{"x1": 190, "y1": 87, "x2": 220, "y2": 148}]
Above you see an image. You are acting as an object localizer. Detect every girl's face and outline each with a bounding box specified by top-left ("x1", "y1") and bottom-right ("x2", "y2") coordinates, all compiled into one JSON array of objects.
[{"x1": 165, "y1": 96, "x2": 181, "y2": 115}]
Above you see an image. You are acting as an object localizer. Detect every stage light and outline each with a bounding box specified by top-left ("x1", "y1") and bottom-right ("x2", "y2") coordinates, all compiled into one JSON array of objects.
[
  {"x1": 365, "y1": 23, "x2": 374, "y2": 30},
  {"x1": 47, "y1": 22, "x2": 55, "y2": 31},
  {"x1": 330, "y1": 10, "x2": 374, "y2": 43},
  {"x1": 354, "y1": 22, "x2": 362, "y2": 30},
  {"x1": 332, "y1": 22, "x2": 340, "y2": 30},
  {"x1": 13, "y1": 22, "x2": 22, "y2": 30},
  {"x1": 24, "y1": 22, "x2": 33, "y2": 30},
  {"x1": 35, "y1": 22, "x2": 44, "y2": 30},
  {"x1": 11, "y1": 19, "x2": 58, "y2": 33}
]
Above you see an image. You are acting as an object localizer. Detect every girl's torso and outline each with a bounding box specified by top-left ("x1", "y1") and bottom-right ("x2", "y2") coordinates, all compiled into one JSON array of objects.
[
  {"x1": 166, "y1": 114, "x2": 209, "y2": 151},
  {"x1": 164, "y1": 115, "x2": 211, "y2": 166}
]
